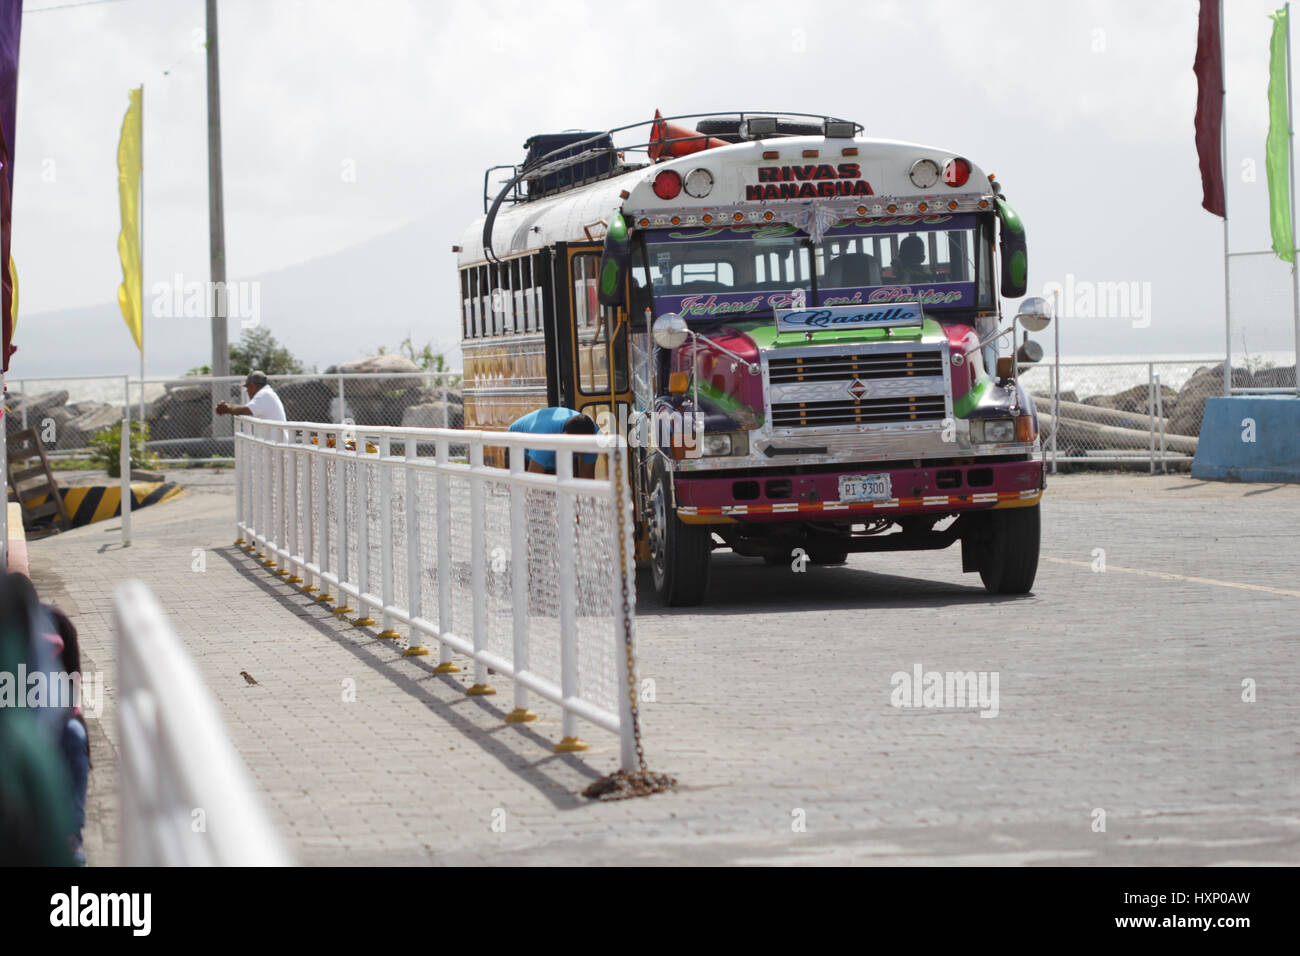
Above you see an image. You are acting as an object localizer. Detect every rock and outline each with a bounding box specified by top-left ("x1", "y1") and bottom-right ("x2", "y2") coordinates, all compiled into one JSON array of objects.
[
  {"x1": 61, "y1": 403, "x2": 124, "y2": 449},
  {"x1": 275, "y1": 378, "x2": 335, "y2": 423},
  {"x1": 401, "y1": 402, "x2": 465, "y2": 429},
  {"x1": 1167, "y1": 364, "x2": 1250, "y2": 437},
  {"x1": 325, "y1": 354, "x2": 422, "y2": 397},
  {"x1": 168, "y1": 383, "x2": 211, "y2": 403}
]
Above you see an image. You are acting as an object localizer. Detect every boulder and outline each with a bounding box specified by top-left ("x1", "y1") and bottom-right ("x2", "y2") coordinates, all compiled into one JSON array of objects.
[
  {"x1": 1167, "y1": 364, "x2": 1250, "y2": 437},
  {"x1": 325, "y1": 354, "x2": 422, "y2": 397},
  {"x1": 401, "y1": 402, "x2": 465, "y2": 429}
]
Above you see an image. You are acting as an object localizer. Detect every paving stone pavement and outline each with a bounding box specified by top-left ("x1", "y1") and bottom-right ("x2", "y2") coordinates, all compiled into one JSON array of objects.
[{"x1": 24, "y1": 471, "x2": 1300, "y2": 866}]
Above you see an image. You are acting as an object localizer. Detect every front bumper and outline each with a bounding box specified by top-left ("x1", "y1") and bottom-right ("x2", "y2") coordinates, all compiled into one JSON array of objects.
[{"x1": 673, "y1": 457, "x2": 1045, "y2": 524}]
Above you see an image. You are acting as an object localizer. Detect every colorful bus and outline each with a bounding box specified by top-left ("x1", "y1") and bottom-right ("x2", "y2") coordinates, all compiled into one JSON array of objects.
[{"x1": 456, "y1": 111, "x2": 1050, "y2": 605}]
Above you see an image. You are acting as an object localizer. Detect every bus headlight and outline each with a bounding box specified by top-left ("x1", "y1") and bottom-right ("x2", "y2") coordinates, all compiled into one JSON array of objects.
[
  {"x1": 701, "y1": 431, "x2": 749, "y2": 457},
  {"x1": 971, "y1": 418, "x2": 1015, "y2": 444}
]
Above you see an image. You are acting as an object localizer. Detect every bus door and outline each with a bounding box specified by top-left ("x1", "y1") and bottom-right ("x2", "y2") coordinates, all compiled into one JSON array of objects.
[{"x1": 564, "y1": 245, "x2": 632, "y2": 476}]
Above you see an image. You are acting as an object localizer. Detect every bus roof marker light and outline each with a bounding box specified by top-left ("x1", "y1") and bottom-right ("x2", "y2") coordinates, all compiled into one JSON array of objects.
[
  {"x1": 683, "y1": 168, "x2": 714, "y2": 199},
  {"x1": 943, "y1": 157, "x2": 972, "y2": 187},
  {"x1": 652, "y1": 169, "x2": 682, "y2": 200},
  {"x1": 762, "y1": 150, "x2": 779, "y2": 160}
]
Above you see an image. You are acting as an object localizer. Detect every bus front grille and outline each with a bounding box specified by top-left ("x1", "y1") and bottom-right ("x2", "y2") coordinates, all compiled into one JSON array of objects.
[{"x1": 770, "y1": 394, "x2": 948, "y2": 428}]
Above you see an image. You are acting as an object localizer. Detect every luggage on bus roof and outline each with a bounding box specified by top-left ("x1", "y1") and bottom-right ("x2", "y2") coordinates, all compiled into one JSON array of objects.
[{"x1": 522, "y1": 131, "x2": 616, "y2": 198}]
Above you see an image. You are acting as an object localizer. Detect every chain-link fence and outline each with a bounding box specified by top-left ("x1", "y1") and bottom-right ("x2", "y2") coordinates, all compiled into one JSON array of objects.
[
  {"x1": 4, "y1": 371, "x2": 463, "y2": 465},
  {"x1": 1017, "y1": 357, "x2": 1297, "y2": 471}
]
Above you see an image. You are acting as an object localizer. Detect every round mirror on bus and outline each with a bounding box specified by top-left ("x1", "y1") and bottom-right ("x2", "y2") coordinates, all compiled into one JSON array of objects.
[
  {"x1": 652, "y1": 312, "x2": 690, "y2": 350},
  {"x1": 1015, "y1": 296, "x2": 1052, "y2": 332}
]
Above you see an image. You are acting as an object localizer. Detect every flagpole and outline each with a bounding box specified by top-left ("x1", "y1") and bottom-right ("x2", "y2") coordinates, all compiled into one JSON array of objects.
[
  {"x1": 138, "y1": 83, "x2": 145, "y2": 424},
  {"x1": 1221, "y1": 0, "x2": 1232, "y2": 397},
  {"x1": 1287, "y1": 3, "x2": 1300, "y2": 397}
]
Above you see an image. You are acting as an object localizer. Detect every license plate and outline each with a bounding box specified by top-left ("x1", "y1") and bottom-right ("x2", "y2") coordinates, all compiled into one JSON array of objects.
[{"x1": 838, "y1": 473, "x2": 892, "y2": 503}]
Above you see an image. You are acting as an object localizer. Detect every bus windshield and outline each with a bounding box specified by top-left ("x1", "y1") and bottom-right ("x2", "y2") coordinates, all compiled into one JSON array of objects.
[{"x1": 638, "y1": 214, "x2": 989, "y2": 321}]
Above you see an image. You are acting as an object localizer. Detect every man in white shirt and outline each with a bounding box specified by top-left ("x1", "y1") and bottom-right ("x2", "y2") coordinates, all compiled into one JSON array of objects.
[{"x1": 216, "y1": 370, "x2": 289, "y2": 439}]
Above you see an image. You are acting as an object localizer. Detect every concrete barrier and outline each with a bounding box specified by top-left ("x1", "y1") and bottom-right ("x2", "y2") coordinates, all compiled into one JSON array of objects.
[{"x1": 1191, "y1": 396, "x2": 1300, "y2": 483}]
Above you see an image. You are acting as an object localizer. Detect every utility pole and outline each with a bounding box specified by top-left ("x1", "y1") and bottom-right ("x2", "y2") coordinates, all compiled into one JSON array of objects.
[{"x1": 206, "y1": 0, "x2": 228, "y2": 382}]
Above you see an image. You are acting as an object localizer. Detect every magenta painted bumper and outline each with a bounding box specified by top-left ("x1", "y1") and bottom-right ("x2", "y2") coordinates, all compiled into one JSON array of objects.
[{"x1": 673, "y1": 458, "x2": 1044, "y2": 523}]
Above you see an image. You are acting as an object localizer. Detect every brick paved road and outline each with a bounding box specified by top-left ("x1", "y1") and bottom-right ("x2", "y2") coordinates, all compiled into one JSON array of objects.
[{"x1": 26, "y1": 471, "x2": 1300, "y2": 865}]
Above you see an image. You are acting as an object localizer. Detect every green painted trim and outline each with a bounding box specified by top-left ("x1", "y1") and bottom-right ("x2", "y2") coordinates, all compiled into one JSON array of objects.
[
  {"x1": 742, "y1": 316, "x2": 940, "y2": 350},
  {"x1": 995, "y1": 197, "x2": 1023, "y2": 237},
  {"x1": 691, "y1": 379, "x2": 764, "y2": 427},
  {"x1": 953, "y1": 375, "x2": 992, "y2": 418}
]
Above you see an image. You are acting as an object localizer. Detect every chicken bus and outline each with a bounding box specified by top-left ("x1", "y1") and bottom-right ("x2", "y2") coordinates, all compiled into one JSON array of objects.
[{"x1": 455, "y1": 111, "x2": 1051, "y2": 606}]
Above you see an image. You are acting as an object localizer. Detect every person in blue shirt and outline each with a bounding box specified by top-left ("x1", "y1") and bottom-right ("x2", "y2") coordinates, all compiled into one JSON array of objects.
[{"x1": 507, "y1": 407, "x2": 599, "y2": 477}]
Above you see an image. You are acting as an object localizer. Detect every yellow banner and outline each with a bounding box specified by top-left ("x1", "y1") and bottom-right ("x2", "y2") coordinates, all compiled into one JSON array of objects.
[{"x1": 116, "y1": 86, "x2": 142, "y2": 351}]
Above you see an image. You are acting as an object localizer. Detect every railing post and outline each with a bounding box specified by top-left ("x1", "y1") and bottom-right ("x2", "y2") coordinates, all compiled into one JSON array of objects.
[
  {"x1": 337, "y1": 373, "x2": 345, "y2": 423},
  {"x1": 1155, "y1": 372, "x2": 1168, "y2": 474},
  {"x1": 352, "y1": 435, "x2": 375, "y2": 627},
  {"x1": 120, "y1": 417, "x2": 132, "y2": 548},
  {"x1": 434, "y1": 437, "x2": 458, "y2": 674},
  {"x1": 554, "y1": 447, "x2": 584, "y2": 752},
  {"x1": 611, "y1": 440, "x2": 639, "y2": 772},
  {"x1": 466, "y1": 440, "x2": 493, "y2": 696},
  {"x1": 285, "y1": 431, "x2": 302, "y2": 584},
  {"x1": 403, "y1": 433, "x2": 427, "y2": 657},
  {"x1": 333, "y1": 429, "x2": 354, "y2": 616},
  {"x1": 314, "y1": 430, "x2": 332, "y2": 602},
  {"x1": 506, "y1": 439, "x2": 533, "y2": 722},
  {"x1": 1148, "y1": 362, "x2": 1156, "y2": 475},
  {"x1": 260, "y1": 426, "x2": 272, "y2": 564},
  {"x1": 297, "y1": 430, "x2": 313, "y2": 590},
  {"x1": 377, "y1": 435, "x2": 398, "y2": 638},
  {"x1": 233, "y1": 420, "x2": 245, "y2": 546}
]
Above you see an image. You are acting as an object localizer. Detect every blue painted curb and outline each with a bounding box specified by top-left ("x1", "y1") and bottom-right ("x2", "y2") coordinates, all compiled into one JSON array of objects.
[{"x1": 1191, "y1": 396, "x2": 1300, "y2": 483}]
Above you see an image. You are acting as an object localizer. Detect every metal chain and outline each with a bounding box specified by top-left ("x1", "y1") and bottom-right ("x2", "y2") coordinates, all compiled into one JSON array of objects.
[{"x1": 613, "y1": 439, "x2": 646, "y2": 771}]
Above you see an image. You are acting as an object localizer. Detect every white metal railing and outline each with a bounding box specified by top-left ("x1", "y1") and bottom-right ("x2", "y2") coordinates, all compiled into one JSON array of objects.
[
  {"x1": 232, "y1": 416, "x2": 642, "y2": 769},
  {"x1": 114, "y1": 579, "x2": 290, "y2": 865}
]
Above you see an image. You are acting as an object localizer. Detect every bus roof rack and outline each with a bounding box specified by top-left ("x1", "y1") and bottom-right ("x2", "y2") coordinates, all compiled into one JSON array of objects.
[
  {"x1": 482, "y1": 110, "x2": 863, "y2": 212},
  {"x1": 480, "y1": 111, "x2": 863, "y2": 261}
]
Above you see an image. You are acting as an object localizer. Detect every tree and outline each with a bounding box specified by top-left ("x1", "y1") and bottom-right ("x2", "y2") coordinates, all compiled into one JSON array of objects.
[
  {"x1": 228, "y1": 328, "x2": 305, "y2": 376},
  {"x1": 185, "y1": 329, "x2": 308, "y2": 377}
]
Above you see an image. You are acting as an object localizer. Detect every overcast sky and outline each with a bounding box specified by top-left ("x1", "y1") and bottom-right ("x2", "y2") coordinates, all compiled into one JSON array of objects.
[{"x1": 9, "y1": 0, "x2": 1300, "y2": 378}]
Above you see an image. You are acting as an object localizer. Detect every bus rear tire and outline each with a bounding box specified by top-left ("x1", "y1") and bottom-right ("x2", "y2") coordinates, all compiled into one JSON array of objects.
[
  {"x1": 976, "y1": 505, "x2": 1040, "y2": 595},
  {"x1": 649, "y1": 463, "x2": 711, "y2": 606}
]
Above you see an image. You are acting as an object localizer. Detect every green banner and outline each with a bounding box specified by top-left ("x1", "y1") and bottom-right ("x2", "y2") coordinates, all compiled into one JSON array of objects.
[{"x1": 1267, "y1": 7, "x2": 1294, "y2": 263}]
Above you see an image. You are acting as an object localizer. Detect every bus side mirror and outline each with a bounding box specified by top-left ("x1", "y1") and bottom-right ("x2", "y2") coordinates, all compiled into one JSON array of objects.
[
  {"x1": 597, "y1": 209, "x2": 630, "y2": 306},
  {"x1": 996, "y1": 197, "x2": 1028, "y2": 299},
  {"x1": 1016, "y1": 296, "x2": 1052, "y2": 332}
]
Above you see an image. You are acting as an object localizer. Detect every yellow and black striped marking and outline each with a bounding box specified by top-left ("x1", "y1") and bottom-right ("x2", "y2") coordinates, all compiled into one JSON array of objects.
[{"x1": 26, "y1": 482, "x2": 184, "y2": 529}]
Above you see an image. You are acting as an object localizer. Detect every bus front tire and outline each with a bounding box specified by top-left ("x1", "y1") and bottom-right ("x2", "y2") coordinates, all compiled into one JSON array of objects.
[
  {"x1": 975, "y1": 505, "x2": 1040, "y2": 595},
  {"x1": 649, "y1": 465, "x2": 711, "y2": 606}
]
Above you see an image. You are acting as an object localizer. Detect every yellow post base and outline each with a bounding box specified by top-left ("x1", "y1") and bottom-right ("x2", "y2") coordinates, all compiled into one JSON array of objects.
[
  {"x1": 402, "y1": 645, "x2": 430, "y2": 657},
  {"x1": 254, "y1": 551, "x2": 265, "y2": 558},
  {"x1": 332, "y1": 606, "x2": 355, "y2": 616},
  {"x1": 299, "y1": 585, "x2": 319, "y2": 594},
  {"x1": 286, "y1": 575, "x2": 303, "y2": 584},
  {"x1": 352, "y1": 616, "x2": 378, "y2": 627},
  {"x1": 315, "y1": 594, "x2": 335, "y2": 603},
  {"x1": 262, "y1": 561, "x2": 277, "y2": 569},
  {"x1": 376, "y1": 630, "x2": 401, "y2": 639},
  {"x1": 505, "y1": 708, "x2": 537, "y2": 723},
  {"x1": 242, "y1": 545, "x2": 256, "y2": 553},
  {"x1": 554, "y1": 736, "x2": 589, "y2": 753},
  {"x1": 234, "y1": 538, "x2": 245, "y2": 546},
  {"x1": 467, "y1": 683, "x2": 497, "y2": 696},
  {"x1": 275, "y1": 569, "x2": 290, "y2": 578},
  {"x1": 433, "y1": 662, "x2": 461, "y2": 674}
]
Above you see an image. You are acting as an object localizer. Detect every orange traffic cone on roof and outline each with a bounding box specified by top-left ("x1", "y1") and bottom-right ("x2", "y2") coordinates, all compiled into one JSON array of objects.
[{"x1": 648, "y1": 109, "x2": 729, "y2": 162}]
